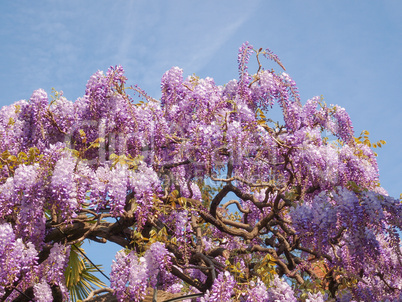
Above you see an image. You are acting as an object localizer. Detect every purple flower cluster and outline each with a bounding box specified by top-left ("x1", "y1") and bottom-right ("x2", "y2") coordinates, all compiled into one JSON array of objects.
[
  {"x1": 0, "y1": 222, "x2": 38, "y2": 298},
  {"x1": 128, "y1": 161, "x2": 160, "y2": 225},
  {"x1": 0, "y1": 163, "x2": 46, "y2": 246},
  {"x1": 89, "y1": 160, "x2": 160, "y2": 222},
  {"x1": 144, "y1": 242, "x2": 172, "y2": 287},
  {"x1": 170, "y1": 209, "x2": 189, "y2": 238},
  {"x1": 265, "y1": 275, "x2": 297, "y2": 302},
  {"x1": 34, "y1": 243, "x2": 70, "y2": 300},
  {"x1": 332, "y1": 105, "x2": 354, "y2": 143},
  {"x1": 290, "y1": 187, "x2": 402, "y2": 300},
  {"x1": 40, "y1": 243, "x2": 70, "y2": 284},
  {"x1": 201, "y1": 271, "x2": 236, "y2": 302},
  {"x1": 33, "y1": 280, "x2": 53, "y2": 302},
  {"x1": 238, "y1": 42, "x2": 254, "y2": 88},
  {"x1": 110, "y1": 250, "x2": 148, "y2": 302},
  {"x1": 243, "y1": 279, "x2": 269, "y2": 302},
  {"x1": 110, "y1": 242, "x2": 172, "y2": 302},
  {"x1": 51, "y1": 155, "x2": 79, "y2": 219}
]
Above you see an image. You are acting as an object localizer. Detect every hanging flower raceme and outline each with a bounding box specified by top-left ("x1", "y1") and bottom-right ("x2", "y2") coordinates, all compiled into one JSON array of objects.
[
  {"x1": 201, "y1": 271, "x2": 236, "y2": 302},
  {"x1": 110, "y1": 242, "x2": 172, "y2": 302},
  {"x1": 0, "y1": 223, "x2": 38, "y2": 298}
]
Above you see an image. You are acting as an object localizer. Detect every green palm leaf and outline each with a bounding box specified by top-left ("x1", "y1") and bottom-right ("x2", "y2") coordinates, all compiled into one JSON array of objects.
[{"x1": 65, "y1": 242, "x2": 106, "y2": 302}]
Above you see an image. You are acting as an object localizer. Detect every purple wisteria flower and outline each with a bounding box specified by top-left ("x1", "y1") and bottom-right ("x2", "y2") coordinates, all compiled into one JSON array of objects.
[
  {"x1": 266, "y1": 275, "x2": 297, "y2": 302},
  {"x1": 33, "y1": 280, "x2": 53, "y2": 302},
  {"x1": 36, "y1": 242, "x2": 70, "y2": 300},
  {"x1": 0, "y1": 223, "x2": 38, "y2": 298},
  {"x1": 51, "y1": 155, "x2": 79, "y2": 219},
  {"x1": 306, "y1": 291, "x2": 325, "y2": 302},
  {"x1": 244, "y1": 279, "x2": 269, "y2": 302},
  {"x1": 144, "y1": 242, "x2": 172, "y2": 287},
  {"x1": 110, "y1": 250, "x2": 148, "y2": 302},
  {"x1": 201, "y1": 271, "x2": 236, "y2": 302},
  {"x1": 110, "y1": 242, "x2": 171, "y2": 302}
]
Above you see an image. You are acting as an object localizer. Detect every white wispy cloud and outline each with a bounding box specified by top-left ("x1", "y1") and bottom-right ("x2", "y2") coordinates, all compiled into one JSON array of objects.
[{"x1": 114, "y1": 1, "x2": 261, "y2": 96}]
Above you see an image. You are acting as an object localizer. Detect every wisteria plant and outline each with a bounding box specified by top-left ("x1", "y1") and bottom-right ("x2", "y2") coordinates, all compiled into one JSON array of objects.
[{"x1": 0, "y1": 43, "x2": 401, "y2": 302}]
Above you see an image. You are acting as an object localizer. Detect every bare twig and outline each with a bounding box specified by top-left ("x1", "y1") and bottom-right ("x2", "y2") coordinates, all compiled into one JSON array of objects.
[{"x1": 82, "y1": 288, "x2": 115, "y2": 302}]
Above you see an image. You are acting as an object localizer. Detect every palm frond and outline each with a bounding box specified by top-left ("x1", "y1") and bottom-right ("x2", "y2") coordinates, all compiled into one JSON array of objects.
[{"x1": 65, "y1": 242, "x2": 107, "y2": 302}]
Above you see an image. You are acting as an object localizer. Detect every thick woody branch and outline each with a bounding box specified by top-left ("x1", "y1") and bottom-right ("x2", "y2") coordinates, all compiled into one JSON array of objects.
[
  {"x1": 209, "y1": 184, "x2": 231, "y2": 218},
  {"x1": 189, "y1": 197, "x2": 276, "y2": 240},
  {"x1": 221, "y1": 199, "x2": 250, "y2": 213},
  {"x1": 45, "y1": 213, "x2": 136, "y2": 248},
  {"x1": 170, "y1": 265, "x2": 205, "y2": 292}
]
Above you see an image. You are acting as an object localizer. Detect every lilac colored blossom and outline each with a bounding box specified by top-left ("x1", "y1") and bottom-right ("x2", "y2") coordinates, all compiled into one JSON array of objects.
[
  {"x1": 22, "y1": 89, "x2": 50, "y2": 150},
  {"x1": 244, "y1": 279, "x2": 269, "y2": 302},
  {"x1": 0, "y1": 163, "x2": 46, "y2": 246},
  {"x1": 111, "y1": 243, "x2": 171, "y2": 302},
  {"x1": 166, "y1": 283, "x2": 183, "y2": 294},
  {"x1": 201, "y1": 271, "x2": 236, "y2": 302},
  {"x1": 144, "y1": 242, "x2": 171, "y2": 287},
  {"x1": 128, "y1": 161, "x2": 160, "y2": 223},
  {"x1": 33, "y1": 280, "x2": 53, "y2": 302},
  {"x1": 238, "y1": 42, "x2": 254, "y2": 87},
  {"x1": 0, "y1": 223, "x2": 38, "y2": 299},
  {"x1": 0, "y1": 100, "x2": 28, "y2": 154},
  {"x1": 301, "y1": 96, "x2": 320, "y2": 127},
  {"x1": 91, "y1": 165, "x2": 111, "y2": 209},
  {"x1": 38, "y1": 242, "x2": 70, "y2": 299},
  {"x1": 332, "y1": 105, "x2": 354, "y2": 143},
  {"x1": 187, "y1": 267, "x2": 207, "y2": 285},
  {"x1": 171, "y1": 210, "x2": 189, "y2": 237},
  {"x1": 46, "y1": 96, "x2": 76, "y2": 145},
  {"x1": 15, "y1": 240, "x2": 38, "y2": 279},
  {"x1": 110, "y1": 251, "x2": 131, "y2": 301},
  {"x1": 110, "y1": 250, "x2": 148, "y2": 302},
  {"x1": 91, "y1": 162, "x2": 158, "y2": 217},
  {"x1": 223, "y1": 79, "x2": 238, "y2": 100},
  {"x1": 51, "y1": 155, "x2": 79, "y2": 219},
  {"x1": 107, "y1": 164, "x2": 129, "y2": 216},
  {"x1": 280, "y1": 72, "x2": 300, "y2": 102},
  {"x1": 262, "y1": 47, "x2": 285, "y2": 72},
  {"x1": 251, "y1": 70, "x2": 276, "y2": 109},
  {"x1": 106, "y1": 65, "x2": 127, "y2": 88},
  {"x1": 306, "y1": 291, "x2": 325, "y2": 302},
  {"x1": 85, "y1": 70, "x2": 108, "y2": 101},
  {"x1": 290, "y1": 187, "x2": 402, "y2": 294},
  {"x1": 266, "y1": 276, "x2": 297, "y2": 302},
  {"x1": 161, "y1": 66, "x2": 184, "y2": 109}
]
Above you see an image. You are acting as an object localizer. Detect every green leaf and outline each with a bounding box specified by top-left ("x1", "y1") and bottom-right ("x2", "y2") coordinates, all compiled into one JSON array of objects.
[
  {"x1": 79, "y1": 129, "x2": 87, "y2": 143},
  {"x1": 109, "y1": 153, "x2": 118, "y2": 160},
  {"x1": 18, "y1": 152, "x2": 28, "y2": 162},
  {"x1": 14, "y1": 104, "x2": 21, "y2": 114},
  {"x1": 1, "y1": 150, "x2": 10, "y2": 160},
  {"x1": 7, "y1": 155, "x2": 17, "y2": 162},
  {"x1": 65, "y1": 242, "x2": 106, "y2": 302}
]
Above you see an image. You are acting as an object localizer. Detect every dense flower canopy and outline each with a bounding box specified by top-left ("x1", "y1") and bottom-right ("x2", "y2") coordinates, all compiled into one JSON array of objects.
[{"x1": 0, "y1": 43, "x2": 401, "y2": 301}]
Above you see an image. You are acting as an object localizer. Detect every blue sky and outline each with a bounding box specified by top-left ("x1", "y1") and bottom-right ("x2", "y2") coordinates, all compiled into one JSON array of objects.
[{"x1": 1, "y1": 0, "x2": 401, "y2": 286}]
